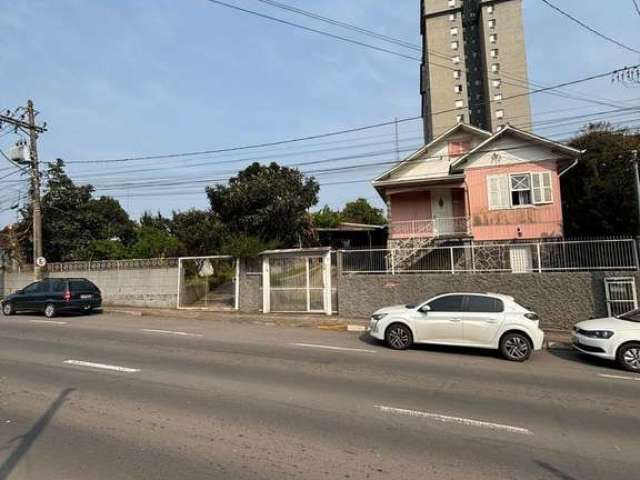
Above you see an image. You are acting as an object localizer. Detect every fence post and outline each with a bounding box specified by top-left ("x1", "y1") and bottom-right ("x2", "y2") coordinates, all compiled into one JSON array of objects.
[
  {"x1": 536, "y1": 242, "x2": 542, "y2": 273},
  {"x1": 471, "y1": 244, "x2": 476, "y2": 273},
  {"x1": 390, "y1": 249, "x2": 396, "y2": 275},
  {"x1": 635, "y1": 237, "x2": 640, "y2": 271},
  {"x1": 450, "y1": 247, "x2": 455, "y2": 274}
]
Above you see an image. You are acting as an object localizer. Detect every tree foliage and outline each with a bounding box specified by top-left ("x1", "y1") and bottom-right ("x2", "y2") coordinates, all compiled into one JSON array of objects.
[
  {"x1": 564, "y1": 123, "x2": 640, "y2": 237},
  {"x1": 206, "y1": 162, "x2": 319, "y2": 247},
  {"x1": 312, "y1": 198, "x2": 387, "y2": 229}
]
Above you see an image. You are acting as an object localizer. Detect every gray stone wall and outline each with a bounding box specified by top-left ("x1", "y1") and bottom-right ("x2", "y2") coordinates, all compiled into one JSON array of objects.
[
  {"x1": 238, "y1": 259, "x2": 262, "y2": 313},
  {"x1": 337, "y1": 271, "x2": 640, "y2": 330}
]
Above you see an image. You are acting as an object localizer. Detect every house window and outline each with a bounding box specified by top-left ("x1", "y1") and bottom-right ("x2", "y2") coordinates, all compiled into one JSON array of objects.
[
  {"x1": 454, "y1": 84, "x2": 463, "y2": 94},
  {"x1": 490, "y1": 33, "x2": 498, "y2": 43},
  {"x1": 451, "y1": 41, "x2": 459, "y2": 50},
  {"x1": 492, "y1": 79, "x2": 502, "y2": 88},
  {"x1": 449, "y1": 13, "x2": 457, "y2": 21},
  {"x1": 494, "y1": 92, "x2": 503, "y2": 101},
  {"x1": 453, "y1": 69, "x2": 462, "y2": 79},
  {"x1": 449, "y1": 140, "x2": 471, "y2": 157},
  {"x1": 510, "y1": 174, "x2": 532, "y2": 206},
  {"x1": 496, "y1": 109, "x2": 504, "y2": 119},
  {"x1": 488, "y1": 172, "x2": 553, "y2": 209},
  {"x1": 448, "y1": 0, "x2": 456, "y2": 7},
  {"x1": 487, "y1": 5, "x2": 495, "y2": 14},
  {"x1": 452, "y1": 55, "x2": 461, "y2": 64},
  {"x1": 455, "y1": 99, "x2": 464, "y2": 108},
  {"x1": 491, "y1": 48, "x2": 499, "y2": 58},
  {"x1": 450, "y1": 27, "x2": 458, "y2": 36},
  {"x1": 491, "y1": 63, "x2": 500, "y2": 73},
  {"x1": 488, "y1": 19, "x2": 496, "y2": 28},
  {"x1": 456, "y1": 114, "x2": 464, "y2": 123}
]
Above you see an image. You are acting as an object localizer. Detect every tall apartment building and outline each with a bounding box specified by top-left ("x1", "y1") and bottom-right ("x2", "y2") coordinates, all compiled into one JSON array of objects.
[{"x1": 420, "y1": 0, "x2": 532, "y2": 141}]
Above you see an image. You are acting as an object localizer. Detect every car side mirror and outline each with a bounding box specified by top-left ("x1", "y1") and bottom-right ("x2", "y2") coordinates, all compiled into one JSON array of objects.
[{"x1": 418, "y1": 305, "x2": 431, "y2": 313}]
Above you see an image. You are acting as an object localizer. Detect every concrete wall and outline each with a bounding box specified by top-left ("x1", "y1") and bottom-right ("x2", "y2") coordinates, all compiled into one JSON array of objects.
[
  {"x1": 1, "y1": 267, "x2": 179, "y2": 309},
  {"x1": 337, "y1": 271, "x2": 640, "y2": 330},
  {"x1": 238, "y1": 259, "x2": 262, "y2": 313}
]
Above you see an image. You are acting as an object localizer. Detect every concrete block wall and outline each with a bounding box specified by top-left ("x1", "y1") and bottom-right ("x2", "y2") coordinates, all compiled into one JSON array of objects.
[
  {"x1": 337, "y1": 271, "x2": 640, "y2": 330},
  {"x1": 1, "y1": 267, "x2": 179, "y2": 309}
]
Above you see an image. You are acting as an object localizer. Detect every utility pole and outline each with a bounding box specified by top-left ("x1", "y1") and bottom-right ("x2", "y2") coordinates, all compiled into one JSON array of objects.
[
  {"x1": 633, "y1": 149, "x2": 640, "y2": 234},
  {"x1": 0, "y1": 100, "x2": 47, "y2": 280}
]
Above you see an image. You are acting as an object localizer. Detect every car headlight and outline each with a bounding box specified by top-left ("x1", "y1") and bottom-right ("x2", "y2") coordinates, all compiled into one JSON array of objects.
[
  {"x1": 585, "y1": 330, "x2": 614, "y2": 339},
  {"x1": 371, "y1": 313, "x2": 387, "y2": 322}
]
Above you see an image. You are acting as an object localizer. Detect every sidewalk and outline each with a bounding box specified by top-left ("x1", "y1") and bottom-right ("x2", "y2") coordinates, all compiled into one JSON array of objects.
[
  {"x1": 104, "y1": 306, "x2": 574, "y2": 350},
  {"x1": 104, "y1": 306, "x2": 369, "y2": 331}
]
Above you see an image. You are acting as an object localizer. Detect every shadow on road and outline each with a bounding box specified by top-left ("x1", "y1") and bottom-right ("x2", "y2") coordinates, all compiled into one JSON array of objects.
[
  {"x1": 534, "y1": 460, "x2": 580, "y2": 480},
  {"x1": 357, "y1": 332, "x2": 500, "y2": 359},
  {"x1": 0, "y1": 387, "x2": 76, "y2": 480},
  {"x1": 546, "y1": 348, "x2": 622, "y2": 372}
]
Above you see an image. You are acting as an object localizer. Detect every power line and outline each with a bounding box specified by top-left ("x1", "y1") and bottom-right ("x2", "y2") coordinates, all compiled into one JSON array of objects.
[
  {"x1": 253, "y1": 0, "x2": 421, "y2": 51},
  {"x1": 633, "y1": 0, "x2": 640, "y2": 17},
  {"x1": 538, "y1": 0, "x2": 640, "y2": 55},
  {"x1": 205, "y1": 0, "x2": 421, "y2": 61},
  {"x1": 67, "y1": 115, "x2": 422, "y2": 164}
]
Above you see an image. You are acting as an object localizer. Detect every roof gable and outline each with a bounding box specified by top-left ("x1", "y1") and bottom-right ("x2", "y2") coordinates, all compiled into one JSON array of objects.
[
  {"x1": 373, "y1": 123, "x2": 491, "y2": 184},
  {"x1": 450, "y1": 125, "x2": 584, "y2": 172}
]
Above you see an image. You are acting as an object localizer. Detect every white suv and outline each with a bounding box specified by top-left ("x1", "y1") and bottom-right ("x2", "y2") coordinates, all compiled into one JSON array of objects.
[{"x1": 368, "y1": 293, "x2": 545, "y2": 362}]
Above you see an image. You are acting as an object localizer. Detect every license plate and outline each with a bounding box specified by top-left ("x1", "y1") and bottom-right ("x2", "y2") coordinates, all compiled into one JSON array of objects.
[{"x1": 80, "y1": 294, "x2": 92, "y2": 300}]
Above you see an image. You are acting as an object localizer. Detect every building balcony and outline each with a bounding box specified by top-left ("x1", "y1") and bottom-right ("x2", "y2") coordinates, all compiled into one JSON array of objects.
[{"x1": 389, "y1": 217, "x2": 471, "y2": 240}]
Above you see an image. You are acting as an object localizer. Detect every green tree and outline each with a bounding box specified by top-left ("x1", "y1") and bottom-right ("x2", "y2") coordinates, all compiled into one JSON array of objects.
[
  {"x1": 169, "y1": 209, "x2": 227, "y2": 256},
  {"x1": 129, "y1": 226, "x2": 182, "y2": 259},
  {"x1": 17, "y1": 159, "x2": 135, "y2": 262},
  {"x1": 312, "y1": 205, "x2": 343, "y2": 228},
  {"x1": 564, "y1": 123, "x2": 640, "y2": 237},
  {"x1": 341, "y1": 198, "x2": 386, "y2": 225},
  {"x1": 206, "y1": 162, "x2": 319, "y2": 247}
]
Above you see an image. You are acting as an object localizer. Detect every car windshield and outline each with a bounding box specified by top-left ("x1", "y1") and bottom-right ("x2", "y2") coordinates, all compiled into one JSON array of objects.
[{"x1": 618, "y1": 309, "x2": 640, "y2": 322}]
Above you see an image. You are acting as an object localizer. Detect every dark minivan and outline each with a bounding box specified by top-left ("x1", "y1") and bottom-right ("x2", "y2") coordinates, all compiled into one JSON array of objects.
[{"x1": 2, "y1": 278, "x2": 102, "y2": 318}]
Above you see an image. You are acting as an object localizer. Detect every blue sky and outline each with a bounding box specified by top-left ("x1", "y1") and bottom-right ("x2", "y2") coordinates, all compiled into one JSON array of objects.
[{"x1": 1, "y1": 0, "x2": 639, "y2": 227}]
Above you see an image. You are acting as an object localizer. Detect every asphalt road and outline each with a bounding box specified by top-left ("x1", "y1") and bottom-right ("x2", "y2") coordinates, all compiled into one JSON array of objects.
[{"x1": 0, "y1": 312, "x2": 638, "y2": 480}]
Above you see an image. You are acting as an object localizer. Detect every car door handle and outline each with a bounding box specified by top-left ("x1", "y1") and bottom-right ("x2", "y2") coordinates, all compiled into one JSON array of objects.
[
  {"x1": 450, "y1": 318, "x2": 462, "y2": 322},
  {"x1": 485, "y1": 319, "x2": 498, "y2": 324}
]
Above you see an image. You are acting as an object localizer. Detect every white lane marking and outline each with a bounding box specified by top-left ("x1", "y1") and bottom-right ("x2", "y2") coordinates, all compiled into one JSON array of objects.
[
  {"x1": 30, "y1": 320, "x2": 67, "y2": 325},
  {"x1": 376, "y1": 405, "x2": 532, "y2": 436},
  {"x1": 141, "y1": 329, "x2": 203, "y2": 337},
  {"x1": 64, "y1": 360, "x2": 140, "y2": 373},
  {"x1": 599, "y1": 374, "x2": 640, "y2": 382},
  {"x1": 290, "y1": 343, "x2": 376, "y2": 353}
]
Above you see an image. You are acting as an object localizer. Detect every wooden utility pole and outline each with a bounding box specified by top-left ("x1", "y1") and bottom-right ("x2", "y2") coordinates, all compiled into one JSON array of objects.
[{"x1": 0, "y1": 100, "x2": 47, "y2": 280}]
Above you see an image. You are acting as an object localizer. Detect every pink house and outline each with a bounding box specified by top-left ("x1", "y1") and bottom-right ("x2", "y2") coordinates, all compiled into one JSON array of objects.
[{"x1": 373, "y1": 123, "x2": 583, "y2": 251}]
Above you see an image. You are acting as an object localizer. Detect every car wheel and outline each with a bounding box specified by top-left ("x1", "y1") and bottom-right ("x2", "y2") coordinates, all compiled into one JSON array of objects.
[
  {"x1": 2, "y1": 302, "x2": 14, "y2": 316},
  {"x1": 44, "y1": 303, "x2": 57, "y2": 319},
  {"x1": 500, "y1": 332, "x2": 532, "y2": 362},
  {"x1": 617, "y1": 343, "x2": 640, "y2": 373},
  {"x1": 385, "y1": 323, "x2": 413, "y2": 350}
]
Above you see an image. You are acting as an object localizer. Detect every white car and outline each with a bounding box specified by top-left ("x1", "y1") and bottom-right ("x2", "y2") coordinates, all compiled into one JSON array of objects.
[
  {"x1": 572, "y1": 309, "x2": 640, "y2": 372},
  {"x1": 368, "y1": 292, "x2": 545, "y2": 362}
]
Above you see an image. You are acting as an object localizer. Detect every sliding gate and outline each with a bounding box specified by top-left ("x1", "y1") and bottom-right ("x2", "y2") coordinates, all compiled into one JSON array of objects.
[
  {"x1": 177, "y1": 256, "x2": 239, "y2": 310},
  {"x1": 262, "y1": 249, "x2": 333, "y2": 315}
]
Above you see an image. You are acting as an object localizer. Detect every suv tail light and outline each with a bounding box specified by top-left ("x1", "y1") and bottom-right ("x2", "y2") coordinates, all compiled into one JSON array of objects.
[{"x1": 63, "y1": 290, "x2": 71, "y2": 302}]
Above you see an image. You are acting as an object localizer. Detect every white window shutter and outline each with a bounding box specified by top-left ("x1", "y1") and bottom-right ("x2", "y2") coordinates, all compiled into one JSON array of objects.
[
  {"x1": 532, "y1": 172, "x2": 553, "y2": 204},
  {"x1": 542, "y1": 172, "x2": 553, "y2": 203},
  {"x1": 488, "y1": 175, "x2": 510, "y2": 209},
  {"x1": 531, "y1": 173, "x2": 543, "y2": 204},
  {"x1": 498, "y1": 175, "x2": 510, "y2": 208}
]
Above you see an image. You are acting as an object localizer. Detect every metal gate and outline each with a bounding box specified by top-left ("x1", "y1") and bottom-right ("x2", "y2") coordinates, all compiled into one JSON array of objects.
[
  {"x1": 604, "y1": 277, "x2": 638, "y2": 317},
  {"x1": 262, "y1": 248, "x2": 333, "y2": 315},
  {"x1": 177, "y1": 256, "x2": 239, "y2": 310}
]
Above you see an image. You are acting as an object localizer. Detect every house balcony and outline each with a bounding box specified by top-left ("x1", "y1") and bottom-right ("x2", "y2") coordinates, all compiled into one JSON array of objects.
[{"x1": 389, "y1": 216, "x2": 471, "y2": 240}]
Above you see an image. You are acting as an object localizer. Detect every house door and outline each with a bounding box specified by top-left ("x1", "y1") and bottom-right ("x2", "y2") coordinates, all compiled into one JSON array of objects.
[
  {"x1": 509, "y1": 246, "x2": 533, "y2": 273},
  {"x1": 431, "y1": 190, "x2": 453, "y2": 235}
]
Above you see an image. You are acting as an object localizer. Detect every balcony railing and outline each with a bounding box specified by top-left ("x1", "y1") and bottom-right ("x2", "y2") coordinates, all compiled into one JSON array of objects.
[{"x1": 390, "y1": 217, "x2": 471, "y2": 239}]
